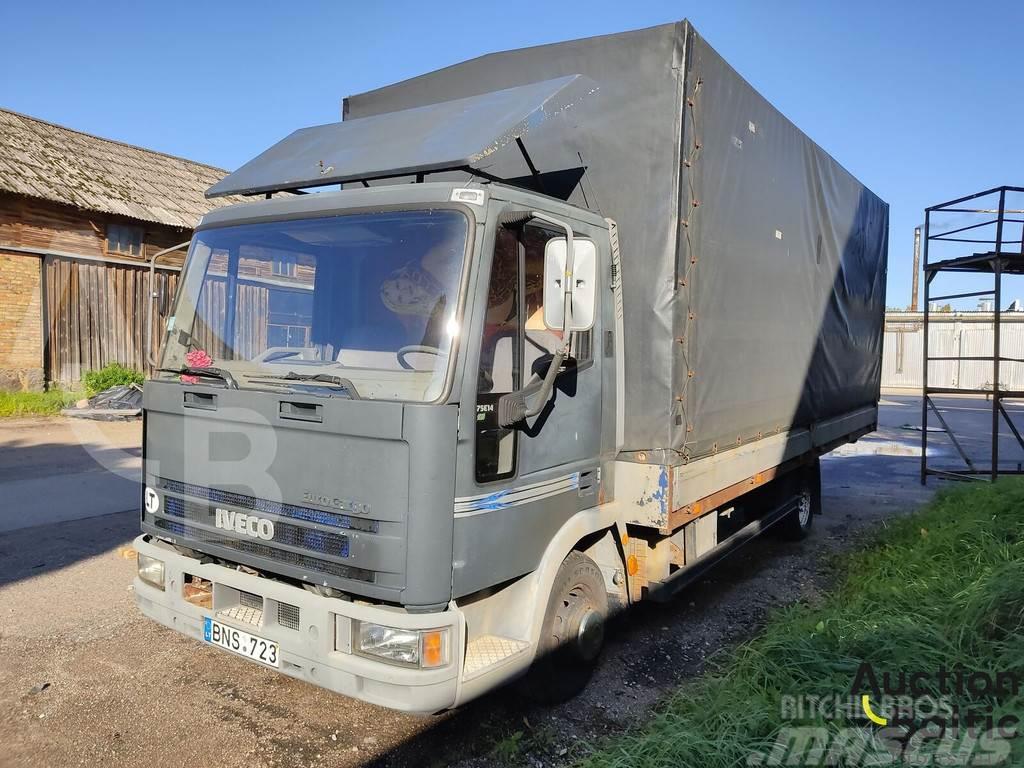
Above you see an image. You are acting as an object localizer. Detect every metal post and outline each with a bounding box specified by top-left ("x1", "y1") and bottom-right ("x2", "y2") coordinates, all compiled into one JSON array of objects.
[
  {"x1": 991, "y1": 189, "x2": 1006, "y2": 481},
  {"x1": 224, "y1": 248, "x2": 240, "y2": 359},
  {"x1": 911, "y1": 227, "x2": 921, "y2": 311},
  {"x1": 145, "y1": 241, "x2": 192, "y2": 371},
  {"x1": 921, "y1": 211, "x2": 931, "y2": 484}
]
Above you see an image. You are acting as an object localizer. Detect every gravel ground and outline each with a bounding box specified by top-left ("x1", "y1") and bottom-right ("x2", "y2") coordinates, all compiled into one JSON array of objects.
[{"x1": 0, "y1": 396, "x2": 968, "y2": 767}]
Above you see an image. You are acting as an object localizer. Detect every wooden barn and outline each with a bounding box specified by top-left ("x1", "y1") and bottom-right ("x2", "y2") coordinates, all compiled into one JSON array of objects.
[{"x1": 0, "y1": 108, "x2": 245, "y2": 391}]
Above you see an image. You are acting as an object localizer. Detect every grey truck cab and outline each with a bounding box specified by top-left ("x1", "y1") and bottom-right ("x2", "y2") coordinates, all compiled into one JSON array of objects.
[{"x1": 134, "y1": 21, "x2": 887, "y2": 713}]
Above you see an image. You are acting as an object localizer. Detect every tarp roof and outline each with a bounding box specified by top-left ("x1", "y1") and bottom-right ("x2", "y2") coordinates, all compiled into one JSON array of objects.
[{"x1": 206, "y1": 74, "x2": 596, "y2": 199}]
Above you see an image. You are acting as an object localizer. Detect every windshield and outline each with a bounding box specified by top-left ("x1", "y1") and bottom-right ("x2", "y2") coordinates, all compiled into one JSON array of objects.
[{"x1": 159, "y1": 209, "x2": 469, "y2": 402}]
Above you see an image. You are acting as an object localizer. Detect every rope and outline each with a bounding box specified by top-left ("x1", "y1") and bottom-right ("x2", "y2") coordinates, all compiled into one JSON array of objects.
[{"x1": 676, "y1": 74, "x2": 703, "y2": 461}]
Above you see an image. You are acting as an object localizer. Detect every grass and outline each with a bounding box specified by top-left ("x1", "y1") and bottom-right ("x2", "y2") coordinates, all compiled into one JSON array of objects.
[
  {"x1": 579, "y1": 481, "x2": 1024, "y2": 767},
  {"x1": 0, "y1": 389, "x2": 81, "y2": 417}
]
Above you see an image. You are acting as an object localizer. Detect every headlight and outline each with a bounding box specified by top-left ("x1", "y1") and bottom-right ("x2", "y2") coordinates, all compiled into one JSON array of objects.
[
  {"x1": 137, "y1": 553, "x2": 165, "y2": 590},
  {"x1": 355, "y1": 622, "x2": 449, "y2": 668}
]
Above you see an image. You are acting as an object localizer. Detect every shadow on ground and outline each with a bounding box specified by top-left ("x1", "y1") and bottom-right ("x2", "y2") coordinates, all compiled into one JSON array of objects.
[{"x1": 0, "y1": 510, "x2": 137, "y2": 587}]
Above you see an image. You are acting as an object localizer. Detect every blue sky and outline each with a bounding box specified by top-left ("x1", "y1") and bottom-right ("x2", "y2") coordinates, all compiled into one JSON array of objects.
[{"x1": 2, "y1": 1, "x2": 1022, "y2": 307}]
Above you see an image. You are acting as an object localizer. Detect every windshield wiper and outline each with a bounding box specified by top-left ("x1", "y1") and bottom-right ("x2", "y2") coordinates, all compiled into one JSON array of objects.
[
  {"x1": 248, "y1": 372, "x2": 361, "y2": 399},
  {"x1": 158, "y1": 367, "x2": 239, "y2": 389}
]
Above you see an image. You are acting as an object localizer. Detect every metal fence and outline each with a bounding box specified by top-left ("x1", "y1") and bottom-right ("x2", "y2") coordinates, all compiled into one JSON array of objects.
[{"x1": 882, "y1": 311, "x2": 1024, "y2": 391}]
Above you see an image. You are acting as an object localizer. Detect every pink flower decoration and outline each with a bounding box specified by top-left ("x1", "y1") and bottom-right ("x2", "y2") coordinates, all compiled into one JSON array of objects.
[
  {"x1": 185, "y1": 349, "x2": 213, "y2": 368},
  {"x1": 181, "y1": 348, "x2": 212, "y2": 384}
]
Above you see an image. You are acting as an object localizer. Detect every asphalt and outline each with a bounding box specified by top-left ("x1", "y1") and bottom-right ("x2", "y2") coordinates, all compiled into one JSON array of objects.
[
  {"x1": 0, "y1": 418, "x2": 140, "y2": 533},
  {"x1": 0, "y1": 395, "x2": 1019, "y2": 767}
]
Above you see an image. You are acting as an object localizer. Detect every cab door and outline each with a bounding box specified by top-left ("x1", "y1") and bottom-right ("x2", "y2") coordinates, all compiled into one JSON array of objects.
[{"x1": 455, "y1": 213, "x2": 604, "y2": 596}]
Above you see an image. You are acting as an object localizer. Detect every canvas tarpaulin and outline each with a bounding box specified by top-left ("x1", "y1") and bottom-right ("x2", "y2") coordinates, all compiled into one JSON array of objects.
[
  {"x1": 207, "y1": 75, "x2": 597, "y2": 198},
  {"x1": 343, "y1": 20, "x2": 888, "y2": 460}
]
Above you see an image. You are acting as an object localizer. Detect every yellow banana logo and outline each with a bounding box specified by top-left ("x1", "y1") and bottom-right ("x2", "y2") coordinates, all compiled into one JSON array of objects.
[{"x1": 861, "y1": 694, "x2": 888, "y2": 726}]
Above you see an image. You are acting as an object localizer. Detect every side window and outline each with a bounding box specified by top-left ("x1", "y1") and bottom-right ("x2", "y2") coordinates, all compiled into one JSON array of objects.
[
  {"x1": 521, "y1": 225, "x2": 593, "y2": 376},
  {"x1": 475, "y1": 228, "x2": 520, "y2": 482}
]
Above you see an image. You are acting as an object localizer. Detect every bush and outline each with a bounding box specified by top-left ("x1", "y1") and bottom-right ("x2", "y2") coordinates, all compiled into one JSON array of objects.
[{"x1": 82, "y1": 363, "x2": 145, "y2": 397}]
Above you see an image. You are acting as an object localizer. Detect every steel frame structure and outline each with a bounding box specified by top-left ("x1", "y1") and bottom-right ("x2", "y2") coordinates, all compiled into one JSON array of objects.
[{"x1": 921, "y1": 186, "x2": 1024, "y2": 483}]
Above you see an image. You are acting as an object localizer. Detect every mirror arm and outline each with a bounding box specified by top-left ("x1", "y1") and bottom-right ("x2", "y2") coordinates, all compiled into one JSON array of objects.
[
  {"x1": 145, "y1": 241, "x2": 191, "y2": 371},
  {"x1": 498, "y1": 348, "x2": 566, "y2": 427}
]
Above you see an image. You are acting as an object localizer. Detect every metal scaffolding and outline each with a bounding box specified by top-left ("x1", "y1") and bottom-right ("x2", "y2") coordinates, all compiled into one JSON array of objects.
[{"x1": 921, "y1": 185, "x2": 1024, "y2": 483}]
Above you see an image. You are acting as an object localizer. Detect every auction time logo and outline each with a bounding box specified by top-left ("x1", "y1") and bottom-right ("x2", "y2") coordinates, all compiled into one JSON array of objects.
[{"x1": 853, "y1": 662, "x2": 1020, "y2": 736}]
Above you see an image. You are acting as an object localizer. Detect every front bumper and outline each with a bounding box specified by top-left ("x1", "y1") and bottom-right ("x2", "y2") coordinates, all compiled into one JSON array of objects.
[{"x1": 132, "y1": 535, "x2": 464, "y2": 714}]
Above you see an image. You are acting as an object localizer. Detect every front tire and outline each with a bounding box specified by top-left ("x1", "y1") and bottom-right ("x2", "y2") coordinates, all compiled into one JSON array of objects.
[{"x1": 521, "y1": 551, "x2": 608, "y2": 704}]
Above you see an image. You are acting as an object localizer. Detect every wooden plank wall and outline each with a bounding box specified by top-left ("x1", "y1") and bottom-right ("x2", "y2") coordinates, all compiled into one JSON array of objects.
[
  {"x1": 44, "y1": 255, "x2": 179, "y2": 385},
  {"x1": 191, "y1": 279, "x2": 269, "y2": 360},
  {"x1": 0, "y1": 192, "x2": 190, "y2": 267}
]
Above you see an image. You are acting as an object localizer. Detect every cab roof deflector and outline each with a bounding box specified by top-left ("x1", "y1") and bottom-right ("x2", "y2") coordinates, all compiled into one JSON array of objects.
[{"x1": 205, "y1": 74, "x2": 597, "y2": 199}]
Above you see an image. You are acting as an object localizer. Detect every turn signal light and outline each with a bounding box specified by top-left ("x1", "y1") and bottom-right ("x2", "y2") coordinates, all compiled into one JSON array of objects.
[{"x1": 421, "y1": 629, "x2": 448, "y2": 669}]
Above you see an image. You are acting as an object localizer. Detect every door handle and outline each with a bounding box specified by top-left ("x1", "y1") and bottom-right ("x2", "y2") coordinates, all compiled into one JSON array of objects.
[
  {"x1": 279, "y1": 400, "x2": 322, "y2": 423},
  {"x1": 183, "y1": 391, "x2": 217, "y2": 410}
]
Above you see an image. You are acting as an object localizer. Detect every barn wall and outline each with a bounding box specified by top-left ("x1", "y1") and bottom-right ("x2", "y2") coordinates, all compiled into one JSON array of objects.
[
  {"x1": 0, "y1": 193, "x2": 189, "y2": 390},
  {"x1": 43, "y1": 255, "x2": 179, "y2": 386}
]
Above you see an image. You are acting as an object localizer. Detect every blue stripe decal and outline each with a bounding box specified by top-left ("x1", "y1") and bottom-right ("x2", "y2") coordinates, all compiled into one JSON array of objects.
[{"x1": 455, "y1": 472, "x2": 581, "y2": 514}]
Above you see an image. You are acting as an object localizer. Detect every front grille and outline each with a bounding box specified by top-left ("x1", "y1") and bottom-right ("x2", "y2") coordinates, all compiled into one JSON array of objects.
[
  {"x1": 164, "y1": 497, "x2": 350, "y2": 558},
  {"x1": 154, "y1": 518, "x2": 374, "y2": 583},
  {"x1": 159, "y1": 478, "x2": 377, "y2": 533},
  {"x1": 239, "y1": 590, "x2": 263, "y2": 610},
  {"x1": 277, "y1": 602, "x2": 300, "y2": 631}
]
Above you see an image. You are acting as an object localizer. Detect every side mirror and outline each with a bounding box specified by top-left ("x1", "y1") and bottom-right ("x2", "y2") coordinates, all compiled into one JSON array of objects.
[{"x1": 543, "y1": 238, "x2": 596, "y2": 332}]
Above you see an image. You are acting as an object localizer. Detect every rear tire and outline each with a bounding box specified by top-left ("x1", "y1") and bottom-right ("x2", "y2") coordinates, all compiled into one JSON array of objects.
[
  {"x1": 780, "y1": 460, "x2": 821, "y2": 540},
  {"x1": 520, "y1": 551, "x2": 608, "y2": 704}
]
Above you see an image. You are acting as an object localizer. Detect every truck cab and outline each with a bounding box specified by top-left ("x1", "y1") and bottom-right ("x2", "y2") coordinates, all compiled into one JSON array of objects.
[{"x1": 135, "y1": 181, "x2": 624, "y2": 711}]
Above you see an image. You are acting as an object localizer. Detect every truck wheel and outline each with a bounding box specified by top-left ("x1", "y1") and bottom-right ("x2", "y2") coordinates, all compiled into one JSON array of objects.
[
  {"x1": 522, "y1": 551, "x2": 608, "y2": 704},
  {"x1": 780, "y1": 461, "x2": 821, "y2": 540}
]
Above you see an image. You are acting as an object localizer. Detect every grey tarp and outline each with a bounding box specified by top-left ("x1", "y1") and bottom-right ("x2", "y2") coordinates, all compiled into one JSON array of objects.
[
  {"x1": 207, "y1": 75, "x2": 597, "y2": 198},
  {"x1": 343, "y1": 21, "x2": 888, "y2": 460}
]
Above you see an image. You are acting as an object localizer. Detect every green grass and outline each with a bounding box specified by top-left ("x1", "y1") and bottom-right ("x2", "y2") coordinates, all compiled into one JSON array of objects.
[
  {"x1": 579, "y1": 481, "x2": 1024, "y2": 767},
  {"x1": 0, "y1": 389, "x2": 81, "y2": 417}
]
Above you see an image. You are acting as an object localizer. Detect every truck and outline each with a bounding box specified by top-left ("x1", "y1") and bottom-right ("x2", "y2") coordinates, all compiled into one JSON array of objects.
[{"x1": 133, "y1": 20, "x2": 888, "y2": 713}]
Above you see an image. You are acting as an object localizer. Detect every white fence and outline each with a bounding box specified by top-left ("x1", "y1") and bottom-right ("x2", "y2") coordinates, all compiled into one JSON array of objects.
[{"x1": 882, "y1": 312, "x2": 1024, "y2": 390}]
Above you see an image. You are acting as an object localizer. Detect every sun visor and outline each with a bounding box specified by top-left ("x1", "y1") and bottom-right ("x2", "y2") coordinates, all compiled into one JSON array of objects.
[{"x1": 206, "y1": 74, "x2": 597, "y2": 198}]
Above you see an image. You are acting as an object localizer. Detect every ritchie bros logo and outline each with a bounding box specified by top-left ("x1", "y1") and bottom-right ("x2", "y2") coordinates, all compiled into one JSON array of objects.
[{"x1": 748, "y1": 662, "x2": 1021, "y2": 766}]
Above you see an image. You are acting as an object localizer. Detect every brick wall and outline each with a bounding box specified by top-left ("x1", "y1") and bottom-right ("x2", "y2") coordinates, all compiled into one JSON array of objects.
[{"x1": 0, "y1": 250, "x2": 43, "y2": 391}]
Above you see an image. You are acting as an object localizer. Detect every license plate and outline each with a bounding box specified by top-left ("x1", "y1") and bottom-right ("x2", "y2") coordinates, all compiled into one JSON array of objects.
[{"x1": 203, "y1": 617, "x2": 280, "y2": 668}]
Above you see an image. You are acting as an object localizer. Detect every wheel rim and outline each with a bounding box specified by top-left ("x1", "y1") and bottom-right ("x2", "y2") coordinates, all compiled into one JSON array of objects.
[
  {"x1": 557, "y1": 581, "x2": 605, "y2": 663},
  {"x1": 576, "y1": 608, "x2": 605, "y2": 661},
  {"x1": 797, "y1": 490, "x2": 812, "y2": 528}
]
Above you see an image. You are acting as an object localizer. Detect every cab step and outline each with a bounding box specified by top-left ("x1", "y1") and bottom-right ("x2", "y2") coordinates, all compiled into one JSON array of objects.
[{"x1": 464, "y1": 635, "x2": 530, "y2": 681}]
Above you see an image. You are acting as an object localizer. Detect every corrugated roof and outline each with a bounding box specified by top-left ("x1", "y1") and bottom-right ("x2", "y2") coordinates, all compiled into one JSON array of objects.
[{"x1": 0, "y1": 108, "x2": 246, "y2": 229}]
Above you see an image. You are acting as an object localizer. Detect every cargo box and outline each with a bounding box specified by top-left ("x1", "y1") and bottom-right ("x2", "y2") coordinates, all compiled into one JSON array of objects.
[{"x1": 344, "y1": 20, "x2": 888, "y2": 461}]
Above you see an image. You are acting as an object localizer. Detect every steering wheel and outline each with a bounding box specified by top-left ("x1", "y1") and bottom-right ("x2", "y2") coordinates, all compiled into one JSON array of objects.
[{"x1": 397, "y1": 345, "x2": 443, "y2": 370}]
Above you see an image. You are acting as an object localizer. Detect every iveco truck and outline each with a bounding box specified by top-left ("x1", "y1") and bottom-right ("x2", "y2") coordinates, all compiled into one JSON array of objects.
[{"x1": 133, "y1": 20, "x2": 888, "y2": 712}]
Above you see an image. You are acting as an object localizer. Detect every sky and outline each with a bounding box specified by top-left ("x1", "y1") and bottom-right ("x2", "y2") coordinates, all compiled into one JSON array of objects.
[{"x1": 2, "y1": 1, "x2": 1023, "y2": 308}]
